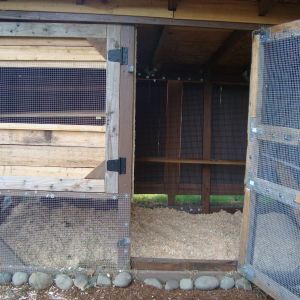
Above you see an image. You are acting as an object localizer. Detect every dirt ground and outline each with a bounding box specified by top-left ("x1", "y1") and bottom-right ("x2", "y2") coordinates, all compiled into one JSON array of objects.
[{"x1": 0, "y1": 283, "x2": 273, "y2": 300}]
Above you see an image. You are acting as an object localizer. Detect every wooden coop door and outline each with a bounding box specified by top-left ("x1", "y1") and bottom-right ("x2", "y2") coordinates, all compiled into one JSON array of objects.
[
  {"x1": 239, "y1": 20, "x2": 300, "y2": 300},
  {"x1": 0, "y1": 24, "x2": 135, "y2": 195}
]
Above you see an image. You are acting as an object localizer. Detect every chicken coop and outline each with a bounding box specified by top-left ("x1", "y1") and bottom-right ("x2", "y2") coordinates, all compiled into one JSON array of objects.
[{"x1": 0, "y1": 1, "x2": 300, "y2": 300}]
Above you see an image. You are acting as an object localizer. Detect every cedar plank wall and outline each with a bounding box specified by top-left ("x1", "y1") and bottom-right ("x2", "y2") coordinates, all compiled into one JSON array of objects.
[{"x1": 134, "y1": 81, "x2": 248, "y2": 211}]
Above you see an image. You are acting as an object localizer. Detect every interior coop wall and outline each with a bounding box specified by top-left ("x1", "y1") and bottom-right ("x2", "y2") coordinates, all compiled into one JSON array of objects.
[{"x1": 134, "y1": 79, "x2": 249, "y2": 207}]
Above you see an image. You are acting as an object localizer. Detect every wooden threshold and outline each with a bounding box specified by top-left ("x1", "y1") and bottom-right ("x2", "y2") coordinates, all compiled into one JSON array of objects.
[
  {"x1": 131, "y1": 257, "x2": 237, "y2": 272},
  {"x1": 136, "y1": 157, "x2": 246, "y2": 166}
]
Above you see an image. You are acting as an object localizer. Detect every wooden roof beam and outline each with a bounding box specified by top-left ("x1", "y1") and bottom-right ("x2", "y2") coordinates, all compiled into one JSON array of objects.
[
  {"x1": 258, "y1": 0, "x2": 274, "y2": 16},
  {"x1": 168, "y1": 0, "x2": 178, "y2": 11},
  {"x1": 205, "y1": 30, "x2": 248, "y2": 67}
]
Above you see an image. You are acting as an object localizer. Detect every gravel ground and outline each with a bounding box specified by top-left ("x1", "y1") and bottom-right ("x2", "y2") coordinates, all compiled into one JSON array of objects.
[
  {"x1": 0, "y1": 283, "x2": 273, "y2": 300},
  {"x1": 131, "y1": 206, "x2": 242, "y2": 260}
]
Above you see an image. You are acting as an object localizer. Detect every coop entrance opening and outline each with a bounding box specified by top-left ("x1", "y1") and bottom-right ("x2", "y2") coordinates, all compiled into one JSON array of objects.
[{"x1": 132, "y1": 25, "x2": 252, "y2": 262}]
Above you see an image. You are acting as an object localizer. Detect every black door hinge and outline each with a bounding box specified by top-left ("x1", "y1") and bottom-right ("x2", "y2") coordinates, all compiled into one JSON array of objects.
[
  {"x1": 107, "y1": 157, "x2": 126, "y2": 174},
  {"x1": 108, "y1": 47, "x2": 128, "y2": 65}
]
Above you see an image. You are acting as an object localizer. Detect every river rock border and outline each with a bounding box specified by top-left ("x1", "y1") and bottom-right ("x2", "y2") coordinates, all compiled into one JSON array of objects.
[{"x1": 0, "y1": 270, "x2": 252, "y2": 292}]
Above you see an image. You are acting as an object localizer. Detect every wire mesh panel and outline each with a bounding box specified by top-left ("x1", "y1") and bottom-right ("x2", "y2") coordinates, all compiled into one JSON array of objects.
[
  {"x1": 0, "y1": 41, "x2": 107, "y2": 191},
  {"x1": 0, "y1": 64, "x2": 106, "y2": 125},
  {"x1": 241, "y1": 23, "x2": 300, "y2": 300},
  {"x1": 0, "y1": 191, "x2": 130, "y2": 273}
]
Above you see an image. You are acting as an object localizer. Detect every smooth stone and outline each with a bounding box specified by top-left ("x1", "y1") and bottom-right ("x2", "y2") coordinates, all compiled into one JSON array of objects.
[
  {"x1": 12, "y1": 272, "x2": 28, "y2": 286},
  {"x1": 55, "y1": 274, "x2": 73, "y2": 290},
  {"x1": 74, "y1": 274, "x2": 89, "y2": 291},
  {"x1": 0, "y1": 272, "x2": 12, "y2": 285},
  {"x1": 144, "y1": 278, "x2": 163, "y2": 289},
  {"x1": 113, "y1": 272, "x2": 132, "y2": 288},
  {"x1": 97, "y1": 274, "x2": 111, "y2": 286},
  {"x1": 86, "y1": 275, "x2": 98, "y2": 289},
  {"x1": 194, "y1": 276, "x2": 219, "y2": 290},
  {"x1": 165, "y1": 279, "x2": 179, "y2": 291},
  {"x1": 220, "y1": 276, "x2": 235, "y2": 290},
  {"x1": 29, "y1": 272, "x2": 53, "y2": 290},
  {"x1": 179, "y1": 278, "x2": 193, "y2": 291},
  {"x1": 227, "y1": 272, "x2": 242, "y2": 281},
  {"x1": 235, "y1": 278, "x2": 252, "y2": 291}
]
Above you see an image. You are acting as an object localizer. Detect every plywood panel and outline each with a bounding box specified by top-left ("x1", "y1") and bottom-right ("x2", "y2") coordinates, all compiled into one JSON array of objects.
[
  {"x1": 0, "y1": 145, "x2": 104, "y2": 167},
  {"x1": 0, "y1": 129, "x2": 105, "y2": 148},
  {"x1": 0, "y1": 176, "x2": 105, "y2": 193}
]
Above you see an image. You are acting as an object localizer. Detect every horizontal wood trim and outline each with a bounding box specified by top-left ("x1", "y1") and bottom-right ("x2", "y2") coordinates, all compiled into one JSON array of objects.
[
  {"x1": 0, "y1": 61, "x2": 106, "y2": 68},
  {"x1": 1, "y1": 1, "x2": 300, "y2": 26},
  {"x1": 0, "y1": 111, "x2": 105, "y2": 118},
  {"x1": 0, "y1": 45, "x2": 105, "y2": 61},
  {"x1": 131, "y1": 257, "x2": 237, "y2": 272},
  {"x1": 0, "y1": 11, "x2": 262, "y2": 30},
  {"x1": 0, "y1": 22, "x2": 107, "y2": 38},
  {"x1": 270, "y1": 19, "x2": 300, "y2": 36},
  {"x1": 0, "y1": 123, "x2": 105, "y2": 132},
  {"x1": 0, "y1": 128, "x2": 105, "y2": 148},
  {"x1": 0, "y1": 37, "x2": 92, "y2": 46},
  {"x1": 0, "y1": 176, "x2": 104, "y2": 193},
  {"x1": 136, "y1": 157, "x2": 246, "y2": 166},
  {"x1": 256, "y1": 124, "x2": 300, "y2": 146},
  {"x1": 134, "y1": 182, "x2": 244, "y2": 195},
  {"x1": 0, "y1": 145, "x2": 104, "y2": 168},
  {"x1": 0, "y1": 166, "x2": 93, "y2": 178}
]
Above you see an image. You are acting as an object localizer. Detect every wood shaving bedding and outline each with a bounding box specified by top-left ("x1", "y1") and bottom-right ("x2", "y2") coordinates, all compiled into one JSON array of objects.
[
  {"x1": 0, "y1": 201, "x2": 119, "y2": 269},
  {"x1": 131, "y1": 206, "x2": 242, "y2": 260}
]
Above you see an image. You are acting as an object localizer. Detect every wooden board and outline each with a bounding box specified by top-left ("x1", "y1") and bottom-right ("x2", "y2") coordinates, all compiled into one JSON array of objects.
[
  {"x1": 136, "y1": 157, "x2": 245, "y2": 166},
  {"x1": 1, "y1": 0, "x2": 300, "y2": 25},
  {"x1": 0, "y1": 45, "x2": 105, "y2": 61},
  {"x1": 164, "y1": 81, "x2": 183, "y2": 205},
  {"x1": 131, "y1": 257, "x2": 237, "y2": 272},
  {"x1": 0, "y1": 37, "x2": 91, "y2": 46},
  {"x1": 202, "y1": 82, "x2": 213, "y2": 213},
  {"x1": 0, "y1": 123, "x2": 105, "y2": 132},
  {"x1": 0, "y1": 166, "x2": 93, "y2": 178},
  {"x1": 238, "y1": 188, "x2": 251, "y2": 265},
  {"x1": 105, "y1": 24, "x2": 121, "y2": 193},
  {"x1": 270, "y1": 19, "x2": 300, "y2": 36},
  {"x1": 0, "y1": 145, "x2": 104, "y2": 168},
  {"x1": 248, "y1": 34, "x2": 261, "y2": 118},
  {"x1": 0, "y1": 176, "x2": 104, "y2": 193},
  {"x1": 0, "y1": 22, "x2": 107, "y2": 38},
  {"x1": 118, "y1": 25, "x2": 136, "y2": 195},
  {"x1": 0, "y1": 128, "x2": 104, "y2": 148}
]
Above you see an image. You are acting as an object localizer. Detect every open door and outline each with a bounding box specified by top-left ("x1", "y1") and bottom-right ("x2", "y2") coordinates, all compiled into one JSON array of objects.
[
  {"x1": 0, "y1": 24, "x2": 135, "y2": 271},
  {"x1": 239, "y1": 20, "x2": 300, "y2": 300},
  {"x1": 0, "y1": 24, "x2": 135, "y2": 196}
]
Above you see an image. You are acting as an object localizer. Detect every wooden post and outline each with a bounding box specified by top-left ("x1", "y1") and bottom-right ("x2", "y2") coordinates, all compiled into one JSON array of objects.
[
  {"x1": 239, "y1": 33, "x2": 263, "y2": 267},
  {"x1": 202, "y1": 81, "x2": 213, "y2": 213},
  {"x1": 117, "y1": 25, "x2": 136, "y2": 270},
  {"x1": 105, "y1": 25, "x2": 121, "y2": 193},
  {"x1": 164, "y1": 81, "x2": 183, "y2": 206}
]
